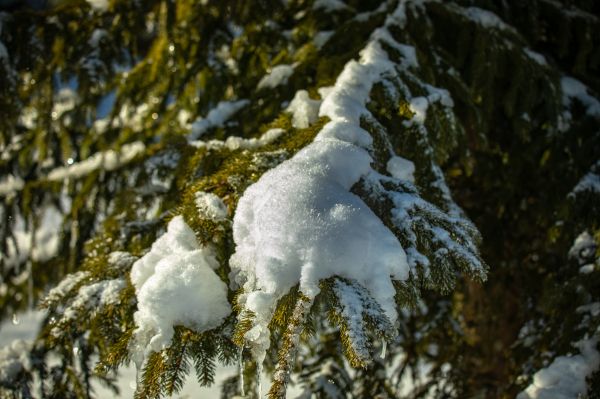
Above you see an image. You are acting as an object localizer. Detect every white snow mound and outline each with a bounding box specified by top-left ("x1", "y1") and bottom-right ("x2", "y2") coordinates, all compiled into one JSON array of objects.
[{"x1": 131, "y1": 216, "x2": 230, "y2": 357}]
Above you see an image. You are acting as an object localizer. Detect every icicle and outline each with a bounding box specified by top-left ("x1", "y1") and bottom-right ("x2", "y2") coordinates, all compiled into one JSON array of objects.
[
  {"x1": 380, "y1": 339, "x2": 387, "y2": 359},
  {"x1": 11, "y1": 313, "x2": 20, "y2": 325},
  {"x1": 238, "y1": 347, "x2": 245, "y2": 397},
  {"x1": 27, "y1": 261, "x2": 33, "y2": 309},
  {"x1": 130, "y1": 353, "x2": 143, "y2": 391},
  {"x1": 257, "y1": 360, "x2": 263, "y2": 398}
]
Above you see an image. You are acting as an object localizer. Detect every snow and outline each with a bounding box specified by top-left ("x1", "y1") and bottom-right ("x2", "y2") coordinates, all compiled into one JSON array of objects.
[
  {"x1": 230, "y1": 0, "x2": 438, "y2": 368},
  {"x1": 387, "y1": 156, "x2": 415, "y2": 182},
  {"x1": 257, "y1": 64, "x2": 294, "y2": 90},
  {"x1": 313, "y1": 0, "x2": 348, "y2": 12},
  {"x1": 408, "y1": 97, "x2": 429, "y2": 124},
  {"x1": 195, "y1": 191, "x2": 228, "y2": 220},
  {"x1": 313, "y1": 31, "x2": 334, "y2": 49},
  {"x1": 523, "y1": 48, "x2": 547, "y2": 66},
  {"x1": 43, "y1": 271, "x2": 90, "y2": 305},
  {"x1": 130, "y1": 216, "x2": 231, "y2": 360},
  {"x1": 572, "y1": 161, "x2": 600, "y2": 194},
  {"x1": 1, "y1": 206, "x2": 62, "y2": 268},
  {"x1": 568, "y1": 231, "x2": 597, "y2": 265},
  {"x1": 0, "y1": 175, "x2": 24, "y2": 196},
  {"x1": 189, "y1": 128, "x2": 285, "y2": 151},
  {"x1": 59, "y1": 278, "x2": 126, "y2": 327},
  {"x1": 0, "y1": 41, "x2": 8, "y2": 62},
  {"x1": 0, "y1": 309, "x2": 234, "y2": 398},
  {"x1": 561, "y1": 76, "x2": 600, "y2": 119},
  {"x1": 286, "y1": 90, "x2": 322, "y2": 129},
  {"x1": 231, "y1": 139, "x2": 408, "y2": 361},
  {"x1": 0, "y1": 18, "x2": 8, "y2": 61},
  {"x1": 46, "y1": 141, "x2": 145, "y2": 182},
  {"x1": 87, "y1": 0, "x2": 108, "y2": 10},
  {"x1": 315, "y1": 121, "x2": 373, "y2": 148},
  {"x1": 0, "y1": 340, "x2": 31, "y2": 385},
  {"x1": 517, "y1": 338, "x2": 600, "y2": 399},
  {"x1": 460, "y1": 6, "x2": 514, "y2": 32},
  {"x1": 189, "y1": 100, "x2": 249, "y2": 140}
]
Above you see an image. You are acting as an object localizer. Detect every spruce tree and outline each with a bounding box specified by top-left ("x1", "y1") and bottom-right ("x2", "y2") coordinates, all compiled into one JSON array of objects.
[{"x1": 0, "y1": 1, "x2": 599, "y2": 398}]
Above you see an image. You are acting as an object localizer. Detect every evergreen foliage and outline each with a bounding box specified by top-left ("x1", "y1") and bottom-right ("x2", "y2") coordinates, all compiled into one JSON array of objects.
[{"x1": 0, "y1": 0, "x2": 599, "y2": 398}]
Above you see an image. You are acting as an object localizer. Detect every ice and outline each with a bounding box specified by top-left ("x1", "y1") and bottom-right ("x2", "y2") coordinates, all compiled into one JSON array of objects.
[
  {"x1": 130, "y1": 216, "x2": 231, "y2": 359},
  {"x1": 286, "y1": 90, "x2": 322, "y2": 129},
  {"x1": 257, "y1": 64, "x2": 294, "y2": 90}
]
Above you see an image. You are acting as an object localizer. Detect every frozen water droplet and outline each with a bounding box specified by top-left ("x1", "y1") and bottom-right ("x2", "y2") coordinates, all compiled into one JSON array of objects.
[
  {"x1": 67, "y1": 158, "x2": 74, "y2": 165},
  {"x1": 380, "y1": 340, "x2": 387, "y2": 359},
  {"x1": 11, "y1": 313, "x2": 19, "y2": 325}
]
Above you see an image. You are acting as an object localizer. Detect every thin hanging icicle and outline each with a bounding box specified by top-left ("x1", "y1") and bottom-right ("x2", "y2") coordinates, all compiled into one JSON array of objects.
[
  {"x1": 239, "y1": 346, "x2": 245, "y2": 397},
  {"x1": 27, "y1": 261, "x2": 33, "y2": 309},
  {"x1": 257, "y1": 361, "x2": 263, "y2": 398},
  {"x1": 380, "y1": 339, "x2": 387, "y2": 359}
]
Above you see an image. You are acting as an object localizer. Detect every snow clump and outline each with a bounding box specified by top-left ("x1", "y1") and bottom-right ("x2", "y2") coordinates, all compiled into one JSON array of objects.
[{"x1": 130, "y1": 216, "x2": 231, "y2": 359}]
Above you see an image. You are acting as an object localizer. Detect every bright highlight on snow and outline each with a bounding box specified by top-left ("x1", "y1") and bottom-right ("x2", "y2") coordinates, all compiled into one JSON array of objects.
[
  {"x1": 230, "y1": 0, "x2": 426, "y2": 367},
  {"x1": 130, "y1": 216, "x2": 231, "y2": 360}
]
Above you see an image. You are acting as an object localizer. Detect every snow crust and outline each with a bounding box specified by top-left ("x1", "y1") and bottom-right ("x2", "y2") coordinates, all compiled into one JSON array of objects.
[
  {"x1": 257, "y1": 64, "x2": 294, "y2": 90},
  {"x1": 517, "y1": 338, "x2": 600, "y2": 399},
  {"x1": 130, "y1": 216, "x2": 230, "y2": 358},
  {"x1": 189, "y1": 100, "x2": 249, "y2": 140}
]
